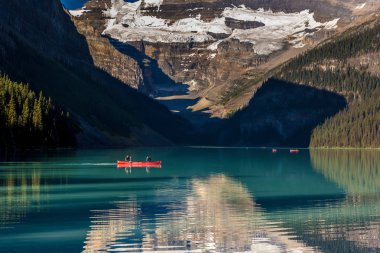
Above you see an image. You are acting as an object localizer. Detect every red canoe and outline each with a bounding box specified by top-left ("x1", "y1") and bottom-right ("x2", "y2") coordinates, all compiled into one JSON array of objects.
[
  {"x1": 117, "y1": 161, "x2": 162, "y2": 168},
  {"x1": 290, "y1": 149, "x2": 300, "y2": 153}
]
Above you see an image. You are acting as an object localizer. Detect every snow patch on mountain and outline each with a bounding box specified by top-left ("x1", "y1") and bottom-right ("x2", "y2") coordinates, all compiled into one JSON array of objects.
[
  {"x1": 103, "y1": 0, "x2": 340, "y2": 55},
  {"x1": 144, "y1": 0, "x2": 163, "y2": 9},
  {"x1": 355, "y1": 3, "x2": 367, "y2": 9},
  {"x1": 69, "y1": 8, "x2": 90, "y2": 17}
]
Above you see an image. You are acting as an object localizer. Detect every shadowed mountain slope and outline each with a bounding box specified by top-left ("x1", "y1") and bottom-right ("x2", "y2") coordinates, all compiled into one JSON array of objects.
[
  {"x1": 0, "y1": 0, "x2": 192, "y2": 147},
  {"x1": 216, "y1": 79, "x2": 347, "y2": 147}
]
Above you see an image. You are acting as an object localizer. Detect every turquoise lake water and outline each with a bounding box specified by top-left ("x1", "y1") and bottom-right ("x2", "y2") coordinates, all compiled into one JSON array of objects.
[
  {"x1": 0, "y1": 148, "x2": 379, "y2": 252},
  {"x1": 60, "y1": 0, "x2": 88, "y2": 10}
]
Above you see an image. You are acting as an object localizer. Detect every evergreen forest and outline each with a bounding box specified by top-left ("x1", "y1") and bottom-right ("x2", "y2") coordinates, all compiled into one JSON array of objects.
[
  {"x1": 0, "y1": 75, "x2": 77, "y2": 150},
  {"x1": 275, "y1": 20, "x2": 380, "y2": 147}
]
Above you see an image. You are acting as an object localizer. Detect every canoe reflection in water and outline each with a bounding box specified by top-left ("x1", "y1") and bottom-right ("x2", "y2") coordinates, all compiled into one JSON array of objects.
[
  {"x1": 122, "y1": 166, "x2": 160, "y2": 174},
  {"x1": 117, "y1": 161, "x2": 162, "y2": 174}
]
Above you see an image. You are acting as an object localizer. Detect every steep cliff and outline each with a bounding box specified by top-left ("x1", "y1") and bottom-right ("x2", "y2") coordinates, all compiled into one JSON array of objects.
[
  {"x1": 0, "y1": 0, "x2": 192, "y2": 147},
  {"x1": 71, "y1": 0, "x2": 144, "y2": 89}
]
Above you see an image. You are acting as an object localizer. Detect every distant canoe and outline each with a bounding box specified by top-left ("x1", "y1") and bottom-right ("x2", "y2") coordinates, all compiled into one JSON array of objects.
[{"x1": 290, "y1": 149, "x2": 300, "y2": 153}]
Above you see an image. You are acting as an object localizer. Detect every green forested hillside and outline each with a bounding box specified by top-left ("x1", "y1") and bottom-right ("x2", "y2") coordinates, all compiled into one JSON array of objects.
[
  {"x1": 0, "y1": 75, "x2": 77, "y2": 149},
  {"x1": 275, "y1": 19, "x2": 380, "y2": 148},
  {"x1": 310, "y1": 88, "x2": 380, "y2": 147},
  {"x1": 284, "y1": 21, "x2": 380, "y2": 63}
]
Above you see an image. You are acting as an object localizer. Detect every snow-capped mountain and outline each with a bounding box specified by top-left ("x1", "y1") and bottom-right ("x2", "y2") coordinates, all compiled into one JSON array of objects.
[
  {"x1": 103, "y1": 1, "x2": 339, "y2": 53},
  {"x1": 71, "y1": 0, "x2": 380, "y2": 121}
]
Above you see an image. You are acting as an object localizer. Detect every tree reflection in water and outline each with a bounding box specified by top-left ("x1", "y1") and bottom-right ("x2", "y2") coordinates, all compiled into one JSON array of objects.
[
  {"x1": 311, "y1": 149, "x2": 380, "y2": 194},
  {"x1": 301, "y1": 149, "x2": 380, "y2": 252},
  {"x1": 0, "y1": 168, "x2": 46, "y2": 229}
]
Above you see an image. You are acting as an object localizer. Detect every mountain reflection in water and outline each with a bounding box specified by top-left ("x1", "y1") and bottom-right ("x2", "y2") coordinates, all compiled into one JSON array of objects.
[{"x1": 82, "y1": 175, "x2": 314, "y2": 253}]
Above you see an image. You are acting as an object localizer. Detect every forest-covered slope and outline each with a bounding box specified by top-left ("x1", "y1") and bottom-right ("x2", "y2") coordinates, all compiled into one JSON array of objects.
[
  {"x1": 0, "y1": 0, "x2": 192, "y2": 148},
  {"x1": 0, "y1": 75, "x2": 77, "y2": 149},
  {"x1": 214, "y1": 17, "x2": 380, "y2": 148},
  {"x1": 276, "y1": 18, "x2": 380, "y2": 147}
]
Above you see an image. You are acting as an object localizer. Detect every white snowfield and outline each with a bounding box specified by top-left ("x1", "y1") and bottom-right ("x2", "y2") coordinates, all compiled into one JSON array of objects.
[
  {"x1": 69, "y1": 9, "x2": 90, "y2": 17},
  {"x1": 103, "y1": 0, "x2": 339, "y2": 55}
]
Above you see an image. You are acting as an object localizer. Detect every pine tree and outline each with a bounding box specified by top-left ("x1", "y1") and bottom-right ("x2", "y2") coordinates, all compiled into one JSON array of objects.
[
  {"x1": 7, "y1": 96, "x2": 17, "y2": 127},
  {"x1": 32, "y1": 100, "x2": 43, "y2": 131}
]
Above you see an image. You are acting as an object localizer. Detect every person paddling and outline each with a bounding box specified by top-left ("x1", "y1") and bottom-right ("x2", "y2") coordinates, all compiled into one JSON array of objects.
[
  {"x1": 146, "y1": 156, "x2": 152, "y2": 162},
  {"x1": 125, "y1": 155, "x2": 131, "y2": 162}
]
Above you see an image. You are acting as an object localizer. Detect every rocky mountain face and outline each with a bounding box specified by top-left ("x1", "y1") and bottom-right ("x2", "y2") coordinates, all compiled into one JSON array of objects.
[
  {"x1": 71, "y1": 0, "x2": 143, "y2": 89},
  {"x1": 71, "y1": 0, "x2": 380, "y2": 122},
  {"x1": 0, "y1": 0, "x2": 192, "y2": 147}
]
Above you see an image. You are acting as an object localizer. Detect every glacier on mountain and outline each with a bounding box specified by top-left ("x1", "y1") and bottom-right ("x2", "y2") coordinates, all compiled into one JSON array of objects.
[{"x1": 102, "y1": 0, "x2": 339, "y2": 55}]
